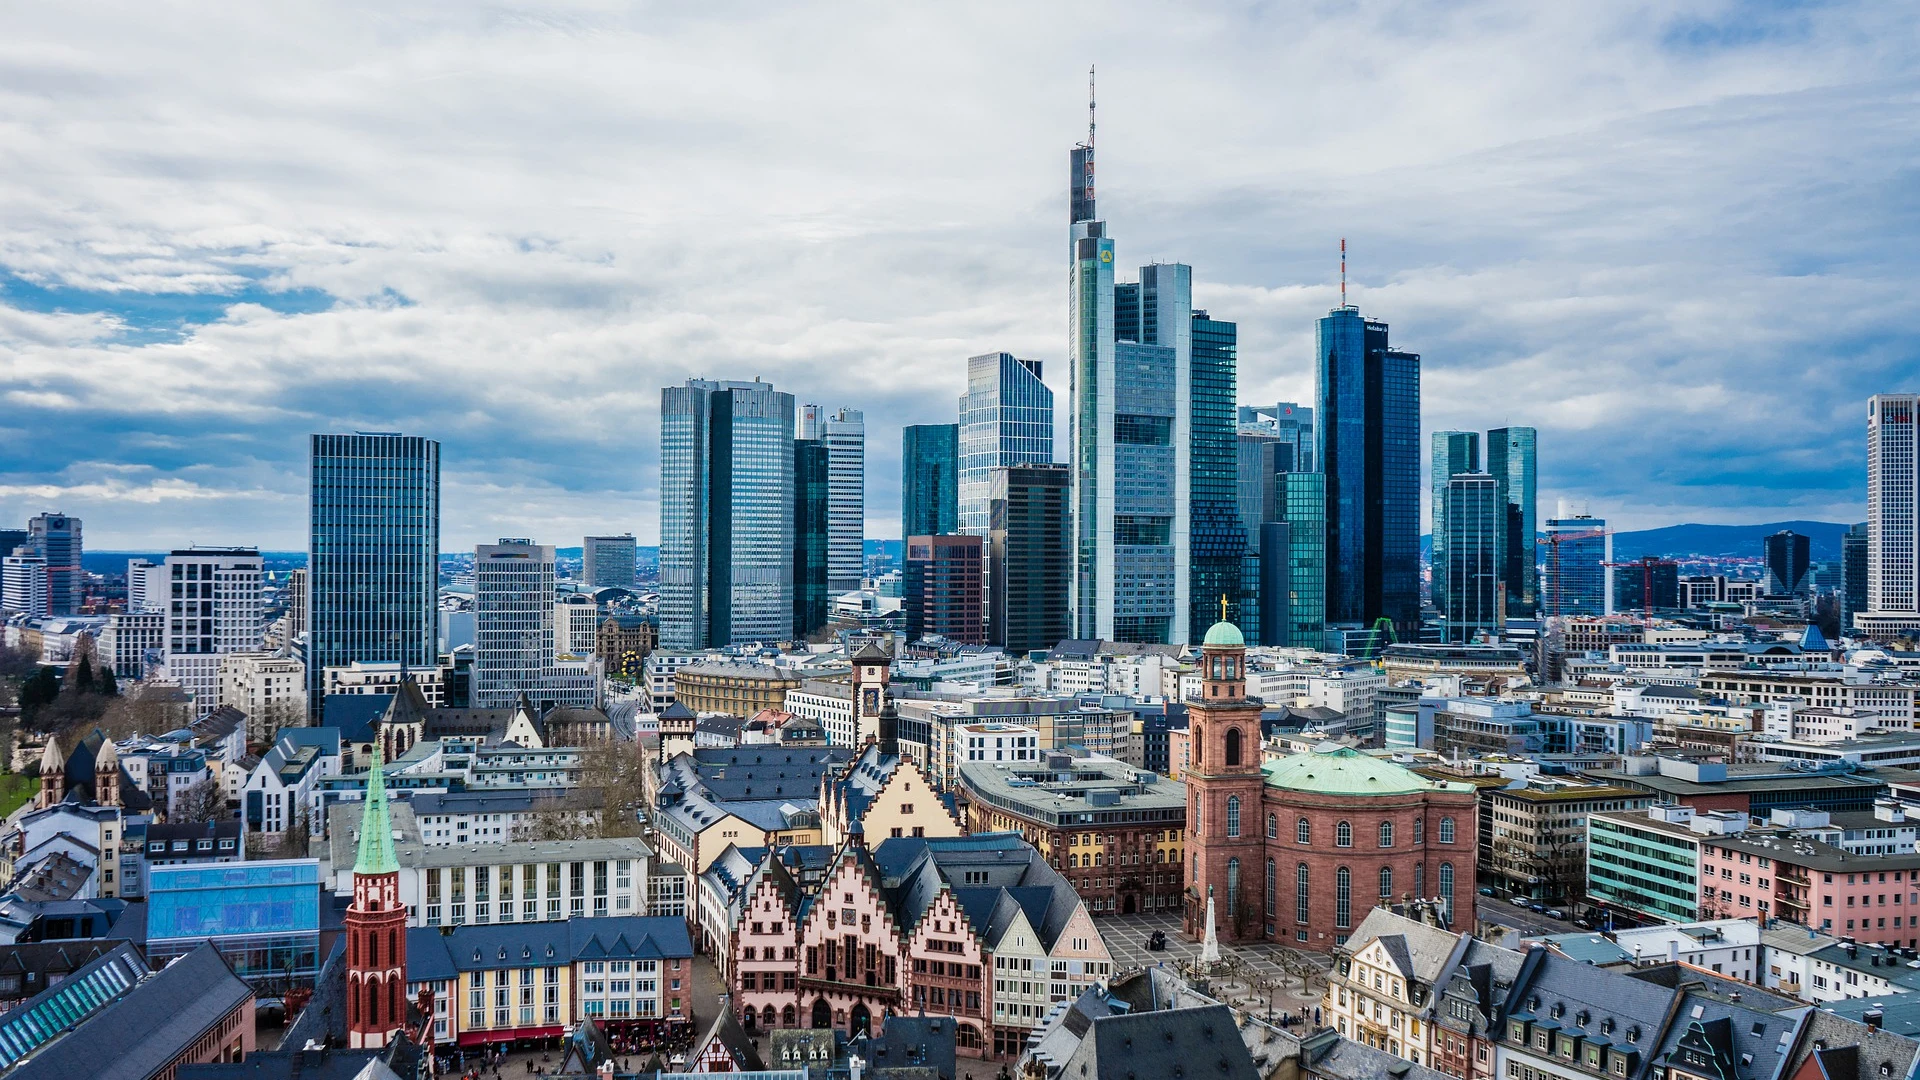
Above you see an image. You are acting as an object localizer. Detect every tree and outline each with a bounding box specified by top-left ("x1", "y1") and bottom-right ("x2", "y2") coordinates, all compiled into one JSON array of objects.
[
  {"x1": 96, "y1": 666, "x2": 118, "y2": 697},
  {"x1": 177, "y1": 774, "x2": 228, "y2": 823},
  {"x1": 512, "y1": 745, "x2": 649, "y2": 841},
  {"x1": 70, "y1": 653, "x2": 94, "y2": 696}
]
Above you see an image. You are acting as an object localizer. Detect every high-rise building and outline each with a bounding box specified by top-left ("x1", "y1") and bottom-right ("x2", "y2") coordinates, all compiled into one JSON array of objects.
[
  {"x1": 1273, "y1": 472, "x2": 1328, "y2": 648},
  {"x1": 26, "y1": 513, "x2": 82, "y2": 615},
  {"x1": 0, "y1": 529, "x2": 26, "y2": 560},
  {"x1": 1487, "y1": 427, "x2": 1539, "y2": 613},
  {"x1": 127, "y1": 559, "x2": 164, "y2": 613},
  {"x1": 800, "y1": 405, "x2": 865, "y2": 593},
  {"x1": 901, "y1": 423, "x2": 959, "y2": 541},
  {"x1": 659, "y1": 379, "x2": 795, "y2": 649},
  {"x1": 1188, "y1": 310, "x2": 1243, "y2": 643},
  {"x1": 285, "y1": 567, "x2": 307, "y2": 642},
  {"x1": 958, "y1": 354, "x2": 1054, "y2": 538},
  {"x1": 1315, "y1": 306, "x2": 1421, "y2": 637},
  {"x1": 160, "y1": 547, "x2": 265, "y2": 717},
  {"x1": 582, "y1": 534, "x2": 638, "y2": 589},
  {"x1": 472, "y1": 539, "x2": 555, "y2": 707},
  {"x1": 793, "y1": 438, "x2": 830, "y2": 638},
  {"x1": 308, "y1": 432, "x2": 440, "y2": 717},
  {"x1": 1238, "y1": 403, "x2": 1312, "y2": 472},
  {"x1": 1843, "y1": 521, "x2": 1869, "y2": 632},
  {"x1": 1612, "y1": 557, "x2": 1679, "y2": 614},
  {"x1": 988, "y1": 464, "x2": 1070, "y2": 657},
  {"x1": 1428, "y1": 432, "x2": 1480, "y2": 616},
  {"x1": 1, "y1": 554, "x2": 48, "y2": 618},
  {"x1": 1441, "y1": 475, "x2": 1500, "y2": 642},
  {"x1": 1764, "y1": 529, "x2": 1811, "y2": 596},
  {"x1": 1541, "y1": 510, "x2": 1609, "y2": 618},
  {"x1": 1235, "y1": 429, "x2": 1285, "y2": 645},
  {"x1": 903, "y1": 535, "x2": 984, "y2": 644},
  {"x1": 1859, "y1": 395, "x2": 1920, "y2": 641}
]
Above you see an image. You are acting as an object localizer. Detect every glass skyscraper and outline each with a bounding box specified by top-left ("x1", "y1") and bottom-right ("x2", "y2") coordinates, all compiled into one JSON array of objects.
[
  {"x1": 1442, "y1": 474, "x2": 1500, "y2": 642},
  {"x1": 581, "y1": 534, "x2": 637, "y2": 588},
  {"x1": 1274, "y1": 471, "x2": 1327, "y2": 647},
  {"x1": 1487, "y1": 426, "x2": 1538, "y2": 613},
  {"x1": 1188, "y1": 310, "x2": 1243, "y2": 642},
  {"x1": 958, "y1": 354, "x2": 1053, "y2": 537},
  {"x1": 989, "y1": 464, "x2": 1071, "y2": 657},
  {"x1": 307, "y1": 433, "x2": 440, "y2": 715},
  {"x1": 901, "y1": 424, "x2": 959, "y2": 541},
  {"x1": 659, "y1": 379, "x2": 795, "y2": 649},
  {"x1": 1843, "y1": 521, "x2": 1869, "y2": 631},
  {"x1": 1764, "y1": 529, "x2": 1811, "y2": 595},
  {"x1": 1541, "y1": 512, "x2": 1609, "y2": 617},
  {"x1": 799, "y1": 405, "x2": 865, "y2": 593},
  {"x1": 1428, "y1": 432, "x2": 1480, "y2": 616},
  {"x1": 794, "y1": 438, "x2": 830, "y2": 638},
  {"x1": 1315, "y1": 306, "x2": 1421, "y2": 636},
  {"x1": 1239, "y1": 403, "x2": 1312, "y2": 472}
]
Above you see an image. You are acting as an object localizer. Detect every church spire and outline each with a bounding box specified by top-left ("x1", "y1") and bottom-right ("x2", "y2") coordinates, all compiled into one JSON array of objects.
[{"x1": 354, "y1": 743, "x2": 398, "y2": 875}]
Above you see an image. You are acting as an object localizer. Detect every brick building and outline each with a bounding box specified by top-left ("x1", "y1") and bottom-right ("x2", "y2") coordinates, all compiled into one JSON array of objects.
[{"x1": 1182, "y1": 619, "x2": 1480, "y2": 949}]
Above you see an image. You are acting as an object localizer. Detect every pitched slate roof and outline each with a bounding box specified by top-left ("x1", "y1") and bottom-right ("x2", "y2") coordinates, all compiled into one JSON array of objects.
[
  {"x1": 404, "y1": 917, "x2": 694, "y2": 983},
  {"x1": 322, "y1": 694, "x2": 394, "y2": 743},
  {"x1": 176, "y1": 1045, "x2": 404, "y2": 1080},
  {"x1": 693, "y1": 1007, "x2": 765, "y2": 1072},
  {"x1": 868, "y1": 1014, "x2": 959, "y2": 1080},
  {"x1": 1501, "y1": 948, "x2": 1679, "y2": 1080},
  {"x1": 10, "y1": 942, "x2": 251, "y2": 1080},
  {"x1": 1789, "y1": 1009, "x2": 1920, "y2": 1080},
  {"x1": 1059, "y1": 1003, "x2": 1259, "y2": 1080}
]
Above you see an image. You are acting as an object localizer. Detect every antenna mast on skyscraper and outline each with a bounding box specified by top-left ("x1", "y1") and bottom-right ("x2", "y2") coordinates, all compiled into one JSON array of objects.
[
  {"x1": 1088, "y1": 65, "x2": 1096, "y2": 150},
  {"x1": 1340, "y1": 237, "x2": 1348, "y2": 308}
]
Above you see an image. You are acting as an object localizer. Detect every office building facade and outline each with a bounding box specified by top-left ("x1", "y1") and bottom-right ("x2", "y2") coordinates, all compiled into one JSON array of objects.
[
  {"x1": 800, "y1": 405, "x2": 865, "y2": 593},
  {"x1": 901, "y1": 424, "x2": 959, "y2": 541},
  {"x1": 1428, "y1": 432, "x2": 1480, "y2": 616},
  {"x1": 659, "y1": 379, "x2": 796, "y2": 650},
  {"x1": 793, "y1": 438, "x2": 831, "y2": 638},
  {"x1": 1869, "y1": 394, "x2": 1920, "y2": 614},
  {"x1": 472, "y1": 540, "x2": 555, "y2": 707},
  {"x1": 1274, "y1": 472, "x2": 1327, "y2": 648},
  {"x1": 1486, "y1": 426, "x2": 1538, "y2": 614},
  {"x1": 1440, "y1": 475, "x2": 1500, "y2": 642},
  {"x1": 160, "y1": 548, "x2": 265, "y2": 717},
  {"x1": 1238, "y1": 403, "x2": 1312, "y2": 472},
  {"x1": 1188, "y1": 310, "x2": 1244, "y2": 642},
  {"x1": 25, "y1": 513, "x2": 82, "y2": 615},
  {"x1": 904, "y1": 535, "x2": 985, "y2": 644},
  {"x1": 988, "y1": 464, "x2": 1070, "y2": 657},
  {"x1": 1843, "y1": 522, "x2": 1869, "y2": 631},
  {"x1": 958, "y1": 354, "x2": 1053, "y2": 538},
  {"x1": 1764, "y1": 529, "x2": 1811, "y2": 596},
  {"x1": 307, "y1": 433, "x2": 441, "y2": 716},
  {"x1": 0, "y1": 555, "x2": 49, "y2": 618},
  {"x1": 1541, "y1": 512, "x2": 1609, "y2": 618},
  {"x1": 1315, "y1": 307, "x2": 1420, "y2": 637},
  {"x1": 581, "y1": 534, "x2": 637, "y2": 589},
  {"x1": 1236, "y1": 429, "x2": 1285, "y2": 645}
]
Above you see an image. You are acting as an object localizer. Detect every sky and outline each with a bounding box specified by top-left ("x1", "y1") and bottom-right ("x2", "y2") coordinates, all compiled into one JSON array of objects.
[{"x1": 2, "y1": 1, "x2": 1916, "y2": 551}]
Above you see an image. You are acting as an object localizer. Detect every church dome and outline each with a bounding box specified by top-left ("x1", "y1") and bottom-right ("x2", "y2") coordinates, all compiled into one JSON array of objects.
[
  {"x1": 1261, "y1": 746, "x2": 1463, "y2": 796},
  {"x1": 1202, "y1": 620, "x2": 1245, "y2": 648}
]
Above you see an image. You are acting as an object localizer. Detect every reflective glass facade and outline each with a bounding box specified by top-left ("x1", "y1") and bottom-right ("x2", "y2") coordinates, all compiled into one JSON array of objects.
[
  {"x1": 1844, "y1": 521, "x2": 1869, "y2": 629},
  {"x1": 659, "y1": 380, "x2": 795, "y2": 649},
  {"x1": 1189, "y1": 311, "x2": 1243, "y2": 641},
  {"x1": 1314, "y1": 308, "x2": 1420, "y2": 635},
  {"x1": 1442, "y1": 474, "x2": 1500, "y2": 642},
  {"x1": 1428, "y1": 432, "x2": 1479, "y2": 615},
  {"x1": 1542, "y1": 515, "x2": 1608, "y2": 617},
  {"x1": 958, "y1": 354, "x2": 1053, "y2": 538},
  {"x1": 1487, "y1": 426, "x2": 1538, "y2": 613},
  {"x1": 148, "y1": 859, "x2": 323, "y2": 989},
  {"x1": 989, "y1": 464, "x2": 1071, "y2": 656},
  {"x1": 794, "y1": 438, "x2": 830, "y2": 637},
  {"x1": 307, "y1": 433, "x2": 440, "y2": 714},
  {"x1": 1275, "y1": 472, "x2": 1327, "y2": 647},
  {"x1": 901, "y1": 424, "x2": 959, "y2": 541},
  {"x1": 800, "y1": 405, "x2": 865, "y2": 593}
]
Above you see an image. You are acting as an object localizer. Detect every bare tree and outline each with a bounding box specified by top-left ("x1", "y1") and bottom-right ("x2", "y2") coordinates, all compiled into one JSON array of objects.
[
  {"x1": 513, "y1": 744, "x2": 648, "y2": 840},
  {"x1": 178, "y1": 775, "x2": 228, "y2": 823}
]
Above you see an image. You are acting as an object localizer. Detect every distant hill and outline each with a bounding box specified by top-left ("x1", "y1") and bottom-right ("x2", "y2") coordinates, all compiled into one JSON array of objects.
[{"x1": 1609, "y1": 520, "x2": 1853, "y2": 561}]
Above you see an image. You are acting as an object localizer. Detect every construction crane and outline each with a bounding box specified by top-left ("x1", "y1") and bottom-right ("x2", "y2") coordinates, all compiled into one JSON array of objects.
[
  {"x1": 1602, "y1": 555, "x2": 1681, "y2": 620},
  {"x1": 1361, "y1": 616, "x2": 1396, "y2": 664},
  {"x1": 1535, "y1": 529, "x2": 1607, "y2": 619}
]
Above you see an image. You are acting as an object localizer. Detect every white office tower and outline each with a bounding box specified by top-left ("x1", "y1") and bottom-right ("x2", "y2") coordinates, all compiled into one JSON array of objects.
[
  {"x1": 160, "y1": 548, "x2": 266, "y2": 717},
  {"x1": 126, "y1": 559, "x2": 165, "y2": 613},
  {"x1": 582, "y1": 534, "x2": 637, "y2": 588},
  {"x1": 25, "y1": 513, "x2": 82, "y2": 615},
  {"x1": 472, "y1": 539, "x2": 556, "y2": 707},
  {"x1": 1, "y1": 555, "x2": 49, "y2": 618},
  {"x1": 1859, "y1": 394, "x2": 1920, "y2": 641},
  {"x1": 801, "y1": 404, "x2": 866, "y2": 593}
]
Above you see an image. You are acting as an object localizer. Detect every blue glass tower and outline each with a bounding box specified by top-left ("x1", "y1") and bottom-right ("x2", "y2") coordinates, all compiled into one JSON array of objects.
[
  {"x1": 1487, "y1": 426, "x2": 1538, "y2": 613},
  {"x1": 307, "y1": 432, "x2": 440, "y2": 715},
  {"x1": 902, "y1": 424, "x2": 959, "y2": 541},
  {"x1": 1429, "y1": 431, "x2": 1480, "y2": 616},
  {"x1": 958, "y1": 354, "x2": 1053, "y2": 537},
  {"x1": 1442, "y1": 473, "x2": 1500, "y2": 642},
  {"x1": 1188, "y1": 311, "x2": 1244, "y2": 641},
  {"x1": 794, "y1": 438, "x2": 831, "y2": 637},
  {"x1": 1315, "y1": 307, "x2": 1421, "y2": 637}
]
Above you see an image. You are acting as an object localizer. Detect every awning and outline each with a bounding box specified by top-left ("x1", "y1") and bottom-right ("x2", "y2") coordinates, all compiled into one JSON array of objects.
[{"x1": 456, "y1": 1025, "x2": 565, "y2": 1046}]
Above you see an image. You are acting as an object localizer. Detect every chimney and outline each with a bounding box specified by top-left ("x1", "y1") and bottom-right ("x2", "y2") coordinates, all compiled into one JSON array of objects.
[
  {"x1": 1866, "y1": 1008, "x2": 1884, "y2": 1032},
  {"x1": 1668, "y1": 940, "x2": 1679, "y2": 964}
]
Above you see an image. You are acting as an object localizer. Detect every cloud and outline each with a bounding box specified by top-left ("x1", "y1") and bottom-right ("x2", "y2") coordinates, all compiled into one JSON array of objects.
[{"x1": 0, "y1": 0, "x2": 1916, "y2": 548}]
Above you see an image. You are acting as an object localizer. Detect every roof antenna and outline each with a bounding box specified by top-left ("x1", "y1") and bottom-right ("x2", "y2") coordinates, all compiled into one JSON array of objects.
[
  {"x1": 1088, "y1": 65, "x2": 1096, "y2": 150},
  {"x1": 1341, "y1": 237, "x2": 1348, "y2": 308}
]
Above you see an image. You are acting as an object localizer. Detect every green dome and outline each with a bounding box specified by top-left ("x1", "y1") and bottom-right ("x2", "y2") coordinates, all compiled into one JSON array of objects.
[
  {"x1": 1202, "y1": 620, "x2": 1245, "y2": 648},
  {"x1": 1262, "y1": 746, "x2": 1457, "y2": 796}
]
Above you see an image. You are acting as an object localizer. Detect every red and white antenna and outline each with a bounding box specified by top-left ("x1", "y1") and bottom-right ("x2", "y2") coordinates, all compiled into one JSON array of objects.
[
  {"x1": 1088, "y1": 65, "x2": 1096, "y2": 150},
  {"x1": 1340, "y1": 237, "x2": 1348, "y2": 307}
]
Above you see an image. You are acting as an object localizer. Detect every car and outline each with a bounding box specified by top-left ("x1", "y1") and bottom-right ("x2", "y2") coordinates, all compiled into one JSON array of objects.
[
  {"x1": 1479, "y1": 887, "x2": 1496, "y2": 897},
  {"x1": 1510, "y1": 896, "x2": 1531, "y2": 907},
  {"x1": 1528, "y1": 902, "x2": 1547, "y2": 913},
  {"x1": 1546, "y1": 909, "x2": 1567, "y2": 921}
]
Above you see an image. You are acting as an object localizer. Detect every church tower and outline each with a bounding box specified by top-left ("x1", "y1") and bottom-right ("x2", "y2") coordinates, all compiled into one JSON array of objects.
[
  {"x1": 850, "y1": 640, "x2": 891, "y2": 746},
  {"x1": 37, "y1": 735, "x2": 63, "y2": 809},
  {"x1": 1183, "y1": 616, "x2": 1268, "y2": 943},
  {"x1": 346, "y1": 745, "x2": 408, "y2": 1048}
]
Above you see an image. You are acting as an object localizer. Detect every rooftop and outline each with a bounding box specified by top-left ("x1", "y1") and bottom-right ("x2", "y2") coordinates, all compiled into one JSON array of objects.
[{"x1": 1263, "y1": 746, "x2": 1473, "y2": 796}]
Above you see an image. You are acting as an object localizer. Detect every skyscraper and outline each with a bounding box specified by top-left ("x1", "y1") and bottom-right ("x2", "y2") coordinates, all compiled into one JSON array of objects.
[
  {"x1": 1273, "y1": 471, "x2": 1328, "y2": 648},
  {"x1": 1487, "y1": 426, "x2": 1539, "y2": 613},
  {"x1": 1238, "y1": 403, "x2": 1312, "y2": 472},
  {"x1": 903, "y1": 535, "x2": 984, "y2": 644},
  {"x1": 581, "y1": 534, "x2": 637, "y2": 588},
  {"x1": 1315, "y1": 306, "x2": 1421, "y2": 637},
  {"x1": 1236, "y1": 428, "x2": 1285, "y2": 645},
  {"x1": 1429, "y1": 432, "x2": 1480, "y2": 615},
  {"x1": 793, "y1": 437, "x2": 830, "y2": 638},
  {"x1": 988, "y1": 463, "x2": 1071, "y2": 657},
  {"x1": 160, "y1": 547, "x2": 264, "y2": 716},
  {"x1": 1859, "y1": 394, "x2": 1920, "y2": 640},
  {"x1": 472, "y1": 539, "x2": 555, "y2": 707},
  {"x1": 308, "y1": 433, "x2": 441, "y2": 715},
  {"x1": 958, "y1": 354, "x2": 1054, "y2": 537},
  {"x1": 25, "y1": 513, "x2": 82, "y2": 615},
  {"x1": 1541, "y1": 510, "x2": 1608, "y2": 618},
  {"x1": 659, "y1": 379, "x2": 795, "y2": 649},
  {"x1": 1843, "y1": 522, "x2": 1869, "y2": 632},
  {"x1": 1764, "y1": 529, "x2": 1811, "y2": 596},
  {"x1": 800, "y1": 405, "x2": 865, "y2": 593},
  {"x1": 901, "y1": 423, "x2": 959, "y2": 541},
  {"x1": 1441, "y1": 475, "x2": 1500, "y2": 642},
  {"x1": 1188, "y1": 310, "x2": 1244, "y2": 642}
]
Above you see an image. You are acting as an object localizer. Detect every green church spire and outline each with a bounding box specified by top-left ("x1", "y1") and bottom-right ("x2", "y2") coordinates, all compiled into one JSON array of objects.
[{"x1": 353, "y1": 743, "x2": 399, "y2": 876}]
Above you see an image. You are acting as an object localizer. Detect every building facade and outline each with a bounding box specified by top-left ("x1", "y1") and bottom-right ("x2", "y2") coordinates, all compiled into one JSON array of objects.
[
  {"x1": 1868, "y1": 393, "x2": 1920, "y2": 618},
  {"x1": 800, "y1": 405, "x2": 865, "y2": 594},
  {"x1": 958, "y1": 353, "x2": 1054, "y2": 539},
  {"x1": 582, "y1": 533, "x2": 638, "y2": 589},
  {"x1": 1188, "y1": 309, "x2": 1243, "y2": 644},
  {"x1": 160, "y1": 548, "x2": 265, "y2": 718},
  {"x1": 1274, "y1": 471, "x2": 1328, "y2": 648},
  {"x1": 988, "y1": 464, "x2": 1070, "y2": 657},
  {"x1": 1541, "y1": 512, "x2": 1609, "y2": 618},
  {"x1": 25, "y1": 512, "x2": 82, "y2": 616},
  {"x1": 1441, "y1": 474, "x2": 1501, "y2": 643},
  {"x1": 904, "y1": 535, "x2": 984, "y2": 644},
  {"x1": 217, "y1": 651, "x2": 308, "y2": 744},
  {"x1": 308, "y1": 432, "x2": 441, "y2": 717},
  {"x1": 902, "y1": 424, "x2": 960, "y2": 542},
  {"x1": 1486, "y1": 426, "x2": 1538, "y2": 615},
  {"x1": 794, "y1": 436, "x2": 830, "y2": 638},
  {"x1": 1430, "y1": 431, "x2": 1480, "y2": 617},
  {"x1": 472, "y1": 540, "x2": 556, "y2": 707}
]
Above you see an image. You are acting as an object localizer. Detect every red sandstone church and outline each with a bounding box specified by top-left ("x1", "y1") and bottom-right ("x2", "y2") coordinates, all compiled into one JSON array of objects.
[{"x1": 1181, "y1": 619, "x2": 1479, "y2": 948}]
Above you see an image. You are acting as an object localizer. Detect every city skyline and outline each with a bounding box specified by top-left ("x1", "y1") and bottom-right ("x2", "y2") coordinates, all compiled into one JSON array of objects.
[{"x1": 3, "y1": 5, "x2": 1915, "y2": 549}]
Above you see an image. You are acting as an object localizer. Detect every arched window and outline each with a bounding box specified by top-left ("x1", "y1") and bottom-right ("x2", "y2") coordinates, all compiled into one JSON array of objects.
[
  {"x1": 1439, "y1": 817, "x2": 1456, "y2": 844},
  {"x1": 782, "y1": 1004, "x2": 797, "y2": 1027},
  {"x1": 368, "y1": 933, "x2": 378, "y2": 967},
  {"x1": 1266, "y1": 859, "x2": 1277, "y2": 919},
  {"x1": 1194, "y1": 735, "x2": 1202, "y2": 765},
  {"x1": 1336, "y1": 821, "x2": 1353, "y2": 848},
  {"x1": 1226, "y1": 858, "x2": 1241, "y2": 918},
  {"x1": 1379, "y1": 821, "x2": 1394, "y2": 848},
  {"x1": 1413, "y1": 818, "x2": 1424, "y2": 845},
  {"x1": 1439, "y1": 863, "x2": 1455, "y2": 918},
  {"x1": 1336, "y1": 867, "x2": 1352, "y2": 928},
  {"x1": 1296, "y1": 864, "x2": 1311, "y2": 924},
  {"x1": 1193, "y1": 797, "x2": 1202, "y2": 835},
  {"x1": 1226, "y1": 796, "x2": 1241, "y2": 838},
  {"x1": 1193, "y1": 852, "x2": 1199, "y2": 881},
  {"x1": 367, "y1": 980, "x2": 381, "y2": 1024},
  {"x1": 1225, "y1": 728, "x2": 1243, "y2": 767},
  {"x1": 763, "y1": 1005, "x2": 777, "y2": 1028},
  {"x1": 1267, "y1": 813, "x2": 1278, "y2": 840},
  {"x1": 1297, "y1": 818, "x2": 1311, "y2": 845},
  {"x1": 1415, "y1": 864, "x2": 1424, "y2": 899},
  {"x1": 1069, "y1": 853, "x2": 1079, "y2": 868},
  {"x1": 1379, "y1": 866, "x2": 1393, "y2": 899},
  {"x1": 387, "y1": 929, "x2": 396, "y2": 965}
]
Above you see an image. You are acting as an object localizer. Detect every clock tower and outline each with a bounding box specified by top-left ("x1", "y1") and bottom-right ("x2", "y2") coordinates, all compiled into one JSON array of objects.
[
  {"x1": 850, "y1": 639, "x2": 891, "y2": 746},
  {"x1": 1183, "y1": 616, "x2": 1268, "y2": 943}
]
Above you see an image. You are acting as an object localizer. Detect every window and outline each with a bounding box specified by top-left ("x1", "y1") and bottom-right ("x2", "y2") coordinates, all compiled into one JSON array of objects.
[
  {"x1": 1226, "y1": 859, "x2": 1240, "y2": 918},
  {"x1": 1225, "y1": 728, "x2": 1243, "y2": 767},
  {"x1": 1336, "y1": 821, "x2": 1352, "y2": 848},
  {"x1": 1379, "y1": 821, "x2": 1393, "y2": 848},
  {"x1": 1266, "y1": 859, "x2": 1277, "y2": 918},
  {"x1": 1296, "y1": 865, "x2": 1311, "y2": 924},
  {"x1": 1414, "y1": 819, "x2": 1424, "y2": 845},
  {"x1": 1380, "y1": 866, "x2": 1393, "y2": 899},
  {"x1": 1439, "y1": 863, "x2": 1455, "y2": 916},
  {"x1": 1297, "y1": 818, "x2": 1311, "y2": 845},
  {"x1": 1267, "y1": 814, "x2": 1278, "y2": 840},
  {"x1": 1336, "y1": 867, "x2": 1352, "y2": 928},
  {"x1": 1438, "y1": 818, "x2": 1456, "y2": 844},
  {"x1": 1227, "y1": 797, "x2": 1241, "y2": 838}
]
